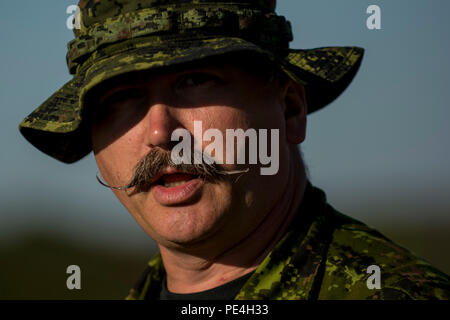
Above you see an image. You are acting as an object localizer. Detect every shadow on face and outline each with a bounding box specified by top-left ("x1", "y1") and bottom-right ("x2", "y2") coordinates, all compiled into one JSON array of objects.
[
  {"x1": 84, "y1": 51, "x2": 288, "y2": 154},
  {"x1": 84, "y1": 50, "x2": 309, "y2": 254}
]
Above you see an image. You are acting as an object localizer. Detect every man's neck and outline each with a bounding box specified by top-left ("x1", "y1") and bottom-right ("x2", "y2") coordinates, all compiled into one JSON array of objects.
[{"x1": 158, "y1": 149, "x2": 307, "y2": 294}]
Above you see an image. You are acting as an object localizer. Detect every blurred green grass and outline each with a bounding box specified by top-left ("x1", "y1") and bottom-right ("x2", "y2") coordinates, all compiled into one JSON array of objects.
[
  {"x1": 0, "y1": 233, "x2": 156, "y2": 300},
  {"x1": 377, "y1": 225, "x2": 450, "y2": 276},
  {"x1": 1, "y1": 226, "x2": 449, "y2": 299}
]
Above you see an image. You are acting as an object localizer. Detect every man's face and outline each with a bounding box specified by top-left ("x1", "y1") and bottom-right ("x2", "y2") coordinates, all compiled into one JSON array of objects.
[{"x1": 90, "y1": 55, "x2": 306, "y2": 253}]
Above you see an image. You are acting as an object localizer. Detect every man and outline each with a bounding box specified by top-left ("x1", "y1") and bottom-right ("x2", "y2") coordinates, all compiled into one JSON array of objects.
[{"x1": 19, "y1": 0, "x2": 449, "y2": 300}]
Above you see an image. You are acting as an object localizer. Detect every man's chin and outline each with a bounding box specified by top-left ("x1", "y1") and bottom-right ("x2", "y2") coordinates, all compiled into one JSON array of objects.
[
  {"x1": 156, "y1": 228, "x2": 220, "y2": 250},
  {"x1": 148, "y1": 205, "x2": 229, "y2": 250},
  {"x1": 139, "y1": 182, "x2": 232, "y2": 249}
]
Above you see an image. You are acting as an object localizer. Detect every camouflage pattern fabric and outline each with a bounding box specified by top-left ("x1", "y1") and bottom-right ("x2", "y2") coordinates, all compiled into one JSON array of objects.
[
  {"x1": 19, "y1": 0, "x2": 364, "y2": 163},
  {"x1": 126, "y1": 183, "x2": 450, "y2": 300}
]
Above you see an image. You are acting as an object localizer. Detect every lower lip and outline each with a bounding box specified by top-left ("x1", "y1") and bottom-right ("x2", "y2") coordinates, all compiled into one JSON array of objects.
[{"x1": 151, "y1": 178, "x2": 204, "y2": 206}]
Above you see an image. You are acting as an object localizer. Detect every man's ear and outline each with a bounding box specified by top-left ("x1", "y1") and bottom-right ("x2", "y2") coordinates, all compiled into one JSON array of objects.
[{"x1": 281, "y1": 80, "x2": 307, "y2": 144}]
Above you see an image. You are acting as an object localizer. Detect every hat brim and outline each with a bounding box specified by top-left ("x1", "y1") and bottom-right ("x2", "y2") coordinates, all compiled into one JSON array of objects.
[{"x1": 19, "y1": 37, "x2": 364, "y2": 163}]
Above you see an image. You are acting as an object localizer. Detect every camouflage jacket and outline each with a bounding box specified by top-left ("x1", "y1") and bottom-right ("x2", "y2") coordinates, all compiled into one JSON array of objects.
[{"x1": 126, "y1": 183, "x2": 450, "y2": 300}]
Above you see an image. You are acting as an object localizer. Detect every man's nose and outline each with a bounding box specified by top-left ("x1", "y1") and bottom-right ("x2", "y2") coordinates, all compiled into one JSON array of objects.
[{"x1": 143, "y1": 103, "x2": 180, "y2": 150}]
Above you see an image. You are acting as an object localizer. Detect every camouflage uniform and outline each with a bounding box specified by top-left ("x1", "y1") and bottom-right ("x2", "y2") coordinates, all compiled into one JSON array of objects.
[{"x1": 126, "y1": 183, "x2": 450, "y2": 300}]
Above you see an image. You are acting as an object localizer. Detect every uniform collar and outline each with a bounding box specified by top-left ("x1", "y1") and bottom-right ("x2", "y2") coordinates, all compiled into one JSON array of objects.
[{"x1": 235, "y1": 181, "x2": 333, "y2": 299}]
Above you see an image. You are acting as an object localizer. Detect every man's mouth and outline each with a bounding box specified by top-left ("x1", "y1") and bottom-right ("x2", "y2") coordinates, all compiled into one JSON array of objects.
[
  {"x1": 155, "y1": 173, "x2": 200, "y2": 188},
  {"x1": 150, "y1": 170, "x2": 204, "y2": 206}
]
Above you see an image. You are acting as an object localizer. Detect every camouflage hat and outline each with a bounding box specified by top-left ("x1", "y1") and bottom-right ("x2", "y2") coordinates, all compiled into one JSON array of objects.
[{"x1": 19, "y1": 0, "x2": 364, "y2": 163}]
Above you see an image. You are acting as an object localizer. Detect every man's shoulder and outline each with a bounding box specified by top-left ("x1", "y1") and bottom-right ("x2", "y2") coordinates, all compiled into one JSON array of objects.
[{"x1": 320, "y1": 207, "x2": 450, "y2": 299}]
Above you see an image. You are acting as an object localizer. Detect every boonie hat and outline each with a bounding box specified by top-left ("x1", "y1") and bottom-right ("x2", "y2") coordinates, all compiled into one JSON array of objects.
[{"x1": 19, "y1": 0, "x2": 364, "y2": 163}]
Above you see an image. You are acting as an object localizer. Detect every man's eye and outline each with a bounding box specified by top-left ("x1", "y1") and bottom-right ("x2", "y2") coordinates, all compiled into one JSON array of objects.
[
  {"x1": 93, "y1": 88, "x2": 146, "y2": 123},
  {"x1": 100, "y1": 88, "x2": 146, "y2": 107},
  {"x1": 178, "y1": 73, "x2": 220, "y2": 88}
]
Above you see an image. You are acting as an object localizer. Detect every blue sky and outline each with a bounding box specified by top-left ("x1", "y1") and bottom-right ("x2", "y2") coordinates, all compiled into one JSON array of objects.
[{"x1": 1, "y1": 1, "x2": 449, "y2": 249}]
